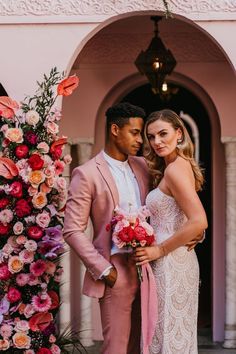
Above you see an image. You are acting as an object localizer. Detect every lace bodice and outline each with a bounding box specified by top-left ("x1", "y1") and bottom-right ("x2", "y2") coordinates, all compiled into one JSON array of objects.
[{"x1": 146, "y1": 188, "x2": 187, "y2": 244}]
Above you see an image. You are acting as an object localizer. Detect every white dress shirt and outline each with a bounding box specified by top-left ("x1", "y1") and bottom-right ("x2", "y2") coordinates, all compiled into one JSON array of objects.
[{"x1": 100, "y1": 151, "x2": 142, "y2": 278}]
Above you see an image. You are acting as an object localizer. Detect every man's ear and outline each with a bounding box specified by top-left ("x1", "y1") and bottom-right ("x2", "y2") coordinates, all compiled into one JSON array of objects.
[{"x1": 110, "y1": 123, "x2": 119, "y2": 137}]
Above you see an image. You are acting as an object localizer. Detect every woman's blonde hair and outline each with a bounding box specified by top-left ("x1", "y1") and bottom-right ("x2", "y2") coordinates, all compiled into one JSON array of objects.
[{"x1": 143, "y1": 109, "x2": 204, "y2": 191}]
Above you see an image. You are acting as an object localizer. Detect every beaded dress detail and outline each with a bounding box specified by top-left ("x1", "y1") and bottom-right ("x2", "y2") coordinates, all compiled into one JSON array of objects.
[{"x1": 146, "y1": 188, "x2": 199, "y2": 354}]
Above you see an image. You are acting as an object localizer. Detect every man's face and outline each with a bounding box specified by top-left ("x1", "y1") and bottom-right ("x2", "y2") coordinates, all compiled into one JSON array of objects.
[{"x1": 113, "y1": 117, "x2": 144, "y2": 156}]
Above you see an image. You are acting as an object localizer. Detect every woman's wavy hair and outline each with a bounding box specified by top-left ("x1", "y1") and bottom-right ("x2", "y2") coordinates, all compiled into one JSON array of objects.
[{"x1": 143, "y1": 109, "x2": 204, "y2": 191}]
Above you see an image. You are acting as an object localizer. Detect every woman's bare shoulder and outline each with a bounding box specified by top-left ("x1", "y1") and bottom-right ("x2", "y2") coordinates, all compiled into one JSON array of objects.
[{"x1": 164, "y1": 157, "x2": 193, "y2": 187}]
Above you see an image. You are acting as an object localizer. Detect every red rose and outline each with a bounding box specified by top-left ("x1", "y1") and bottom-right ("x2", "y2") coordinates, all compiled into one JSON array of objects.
[
  {"x1": 28, "y1": 154, "x2": 44, "y2": 170},
  {"x1": 27, "y1": 225, "x2": 43, "y2": 240},
  {"x1": 0, "y1": 264, "x2": 11, "y2": 280},
  {"x1": 37, "y1": 349, "x2": 52, "y2": 354},
  {"x1": 133, "y1": 226, "x2": 147, "y2": 241},
  {"x1": 118, "y1": 225, "x2": 135, "y2": 243},
  {"x1": 9, "y1": 181, "x2": 23, "y2": 198},
  {"x1": 0, "y1": 223, "x2": 9, "y2": 235},
  {"x1": 0, "y1": 198, "x2": 9, "y2": 209},
  {"x1": 15, "y1": 144, "x2": 29, "y2": 159},
  {"x1": 15, "y1": 199, "x2": 31, "y2": 217},
  {"x1": 7, "y1": 287, "x2": 21, "y2": 303}
]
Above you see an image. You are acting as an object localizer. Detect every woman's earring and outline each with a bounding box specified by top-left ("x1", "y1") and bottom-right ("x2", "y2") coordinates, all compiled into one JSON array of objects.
[{"x1": 177, "y1": 139, "x2": 182, "y2": 147}]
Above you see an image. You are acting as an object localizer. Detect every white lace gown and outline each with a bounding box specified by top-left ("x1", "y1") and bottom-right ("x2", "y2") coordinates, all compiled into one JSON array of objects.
[{"x1": 146, "y1": 188, "x2": 199, "y2": 354}]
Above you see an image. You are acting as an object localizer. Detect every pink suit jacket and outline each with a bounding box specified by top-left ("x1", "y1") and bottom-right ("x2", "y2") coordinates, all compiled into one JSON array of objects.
[{"x1": 63, "y1": 151, "x2": 150, "y2": 298}]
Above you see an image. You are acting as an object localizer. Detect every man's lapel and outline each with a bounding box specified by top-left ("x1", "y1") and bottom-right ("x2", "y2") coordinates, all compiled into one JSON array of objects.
[
  {"x1": 95, "y1": 151, "x2": 119, "y2": 208},
  {"x1": 128, "y1": 157, "x2": 146, "y2": 205}
]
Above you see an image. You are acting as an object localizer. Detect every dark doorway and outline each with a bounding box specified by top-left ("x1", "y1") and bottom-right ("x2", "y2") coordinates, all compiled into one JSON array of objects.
[
  {"x1": 0, "y1": 83, "x2": 8, "y2": 96},
  {"x1": 121, "y1": 82, "x2": 212, "y2": 331}
]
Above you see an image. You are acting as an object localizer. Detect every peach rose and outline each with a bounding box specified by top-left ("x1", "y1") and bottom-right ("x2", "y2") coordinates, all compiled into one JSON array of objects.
[
  {"x1": 32, "y1": 192, "x2": 47, "y2": 209},
  {"x1": 12, "y1": 332, "x2": 31, "y2": 349},
  {"x1": 5, "y1": 128, "x2": 23, "y2": 143},
  {"x1": 8, "y1": 256, "x2": 24, "y2": 273},
  {"x1": 45, "y1": 177, "x2": 54, "y2": 188},
  {"x1": 0, "y1": 339, "x2": 10, "y2": 351},
  {"x1": 29, "y1": 170, "x2": 45, "y2": 187}
]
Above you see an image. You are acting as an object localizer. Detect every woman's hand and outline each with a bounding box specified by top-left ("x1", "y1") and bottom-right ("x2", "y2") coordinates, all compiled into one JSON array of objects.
[{"x1": 134, "y1": 246, "x2": 162, "y2": 265}]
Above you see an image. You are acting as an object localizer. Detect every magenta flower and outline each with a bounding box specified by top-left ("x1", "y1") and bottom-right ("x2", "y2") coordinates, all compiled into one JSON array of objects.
[
  {"x1": 7, "y1": 287, "x2": 21, "y2": 303},
  {"x1": 0, "y1": 264, "x2": 11, "y2": 280},
  {"x1": 32, "y1": 293, "x2": 52, "y2": 312},
  {"x1": 30, "y1": 259, "x2": 47, "y2": 277}
]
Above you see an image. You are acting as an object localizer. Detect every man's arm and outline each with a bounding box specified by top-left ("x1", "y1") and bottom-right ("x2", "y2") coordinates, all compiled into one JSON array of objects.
[{"x1": 63, "y1": 167, "x2": 112, "y2": 280}]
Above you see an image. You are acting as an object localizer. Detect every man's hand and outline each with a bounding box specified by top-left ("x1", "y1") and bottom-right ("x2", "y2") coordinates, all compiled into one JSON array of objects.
[
  {"x1": 186, "y1": 231, "x2": 206, "y2": 251},
  {"x1": 103, "y1": 267, "x2": 118, "y2": 288}
]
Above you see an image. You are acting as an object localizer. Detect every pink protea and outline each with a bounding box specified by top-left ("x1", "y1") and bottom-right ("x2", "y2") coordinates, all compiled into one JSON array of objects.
[
  {"x1": 32, "y1": 293, "x2": 52, "y2": 313},
  {"x1": 7, "y1": 287, "x2": 21, "y2": 303},
  {"x1": 30, "y1": 259, "x2": 47, "y2": 277}
]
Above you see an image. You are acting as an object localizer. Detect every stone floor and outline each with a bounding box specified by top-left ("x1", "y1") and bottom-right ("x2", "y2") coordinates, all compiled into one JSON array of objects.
[{"x1": 83, "y1": 341, "x2": 236, "y2": 354}]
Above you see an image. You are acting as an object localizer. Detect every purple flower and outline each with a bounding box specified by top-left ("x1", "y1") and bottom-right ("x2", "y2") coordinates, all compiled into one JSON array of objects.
[
  {"x1": 42, "y1": 322, "x2": 56, "y2": 336},
  {"x1": 0, "y1": 297, "x2": 10, "y2": 315},
  {"x1": 45, "y1": 225, "x2": 62, "y2": 241},
  {"x1": 38, "y1": 239, "x2": 63, "y2": 259}
]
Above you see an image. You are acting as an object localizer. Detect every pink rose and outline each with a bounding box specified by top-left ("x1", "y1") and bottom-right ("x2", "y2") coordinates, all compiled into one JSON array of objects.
[
  {"x1": 13, "y1": 221, "x2": 24, "y2": 235},
  {"x1": 46, "y1": 122, "x2": 59, "y2": 135},
  {"x1": 36, "y1": 211, "x2": 50, "y2": 228}
]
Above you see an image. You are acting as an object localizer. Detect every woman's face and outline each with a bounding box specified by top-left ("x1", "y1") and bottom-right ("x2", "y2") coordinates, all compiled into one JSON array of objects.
[{"x1": 146, "y1": 119, "x2": 182, "y2": 159}]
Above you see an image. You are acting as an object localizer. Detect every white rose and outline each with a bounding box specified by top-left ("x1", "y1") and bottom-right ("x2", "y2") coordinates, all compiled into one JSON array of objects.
[
  {"x1": 37, "y1": 142, "x2": 49, "y2": 153},
  {"x1": 25, "y1": 110, "x2": 40, "y2": 126}
]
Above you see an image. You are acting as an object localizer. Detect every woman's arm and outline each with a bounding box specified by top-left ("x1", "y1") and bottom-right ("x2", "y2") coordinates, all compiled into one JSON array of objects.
[{"x1": 135, "y1": 158, "x2": 208, "y2": 265}]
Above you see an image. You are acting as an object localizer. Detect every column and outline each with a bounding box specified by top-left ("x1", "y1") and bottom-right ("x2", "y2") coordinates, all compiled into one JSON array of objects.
[
  {"x1": 222, "y1": 137, "x2": 236, "y2": 349},
  {"x1": 60, "y1": 143, "x2": 72, "y2": 332}
]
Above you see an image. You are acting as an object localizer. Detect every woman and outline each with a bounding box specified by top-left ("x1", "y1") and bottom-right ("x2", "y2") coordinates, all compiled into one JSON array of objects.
[{"x1": 135, "y1": 109, "x2": 208, "y2": 353}]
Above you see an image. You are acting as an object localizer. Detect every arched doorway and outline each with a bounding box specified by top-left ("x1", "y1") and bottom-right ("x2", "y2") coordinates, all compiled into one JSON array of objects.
[{"x1": 121, "y1": 82, "x2": 212, "y2": 331}]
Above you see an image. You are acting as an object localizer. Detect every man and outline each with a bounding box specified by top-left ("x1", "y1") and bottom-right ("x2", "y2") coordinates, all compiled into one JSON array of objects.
[{"x1": 63, "y1": 102, "x2": 148, "y2": 354}]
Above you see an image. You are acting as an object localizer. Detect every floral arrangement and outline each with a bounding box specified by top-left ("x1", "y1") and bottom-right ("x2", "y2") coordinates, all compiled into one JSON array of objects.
[
  {"x1": 0, "y1": 68, "x2": 79, "y2": 353},
  {"x1": 107, "y1": 206, "x2": 155, "y2": 281}
]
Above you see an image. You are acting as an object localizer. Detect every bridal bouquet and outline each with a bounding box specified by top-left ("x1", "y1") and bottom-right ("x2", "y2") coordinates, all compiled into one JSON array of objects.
[{"x1": 107, "y1": 206, "x2": 155, "y2": 282}]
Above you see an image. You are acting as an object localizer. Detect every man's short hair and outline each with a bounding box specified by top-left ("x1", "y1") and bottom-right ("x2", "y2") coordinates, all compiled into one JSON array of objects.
[{"x1": 105, "y1": 102, "x2": 145, "y2": 138}]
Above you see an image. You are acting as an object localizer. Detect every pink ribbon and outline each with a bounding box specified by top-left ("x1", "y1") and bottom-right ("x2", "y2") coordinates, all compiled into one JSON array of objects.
[{"x1": 141, "y1": 263, "x2": 158, "y2": 354}]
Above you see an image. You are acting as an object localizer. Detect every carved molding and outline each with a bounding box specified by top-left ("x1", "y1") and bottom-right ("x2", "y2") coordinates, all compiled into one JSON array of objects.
[{"x1": 0, "y1": 0, "x2": 236, "y2": 23}]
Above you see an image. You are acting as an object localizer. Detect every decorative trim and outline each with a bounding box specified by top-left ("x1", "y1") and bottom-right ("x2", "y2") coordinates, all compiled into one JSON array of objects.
[
  {"x1": 0, "y1": 0, "x2": 236, "y2": 23},
  {"x1": 221, "y1": 137, "x2": 236, "y2": 143}
]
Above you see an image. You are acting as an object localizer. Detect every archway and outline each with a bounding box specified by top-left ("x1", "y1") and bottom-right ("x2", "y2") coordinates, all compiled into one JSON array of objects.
[{"x1": 62, "y1": 10, "x2": 232, "y2": 344}]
